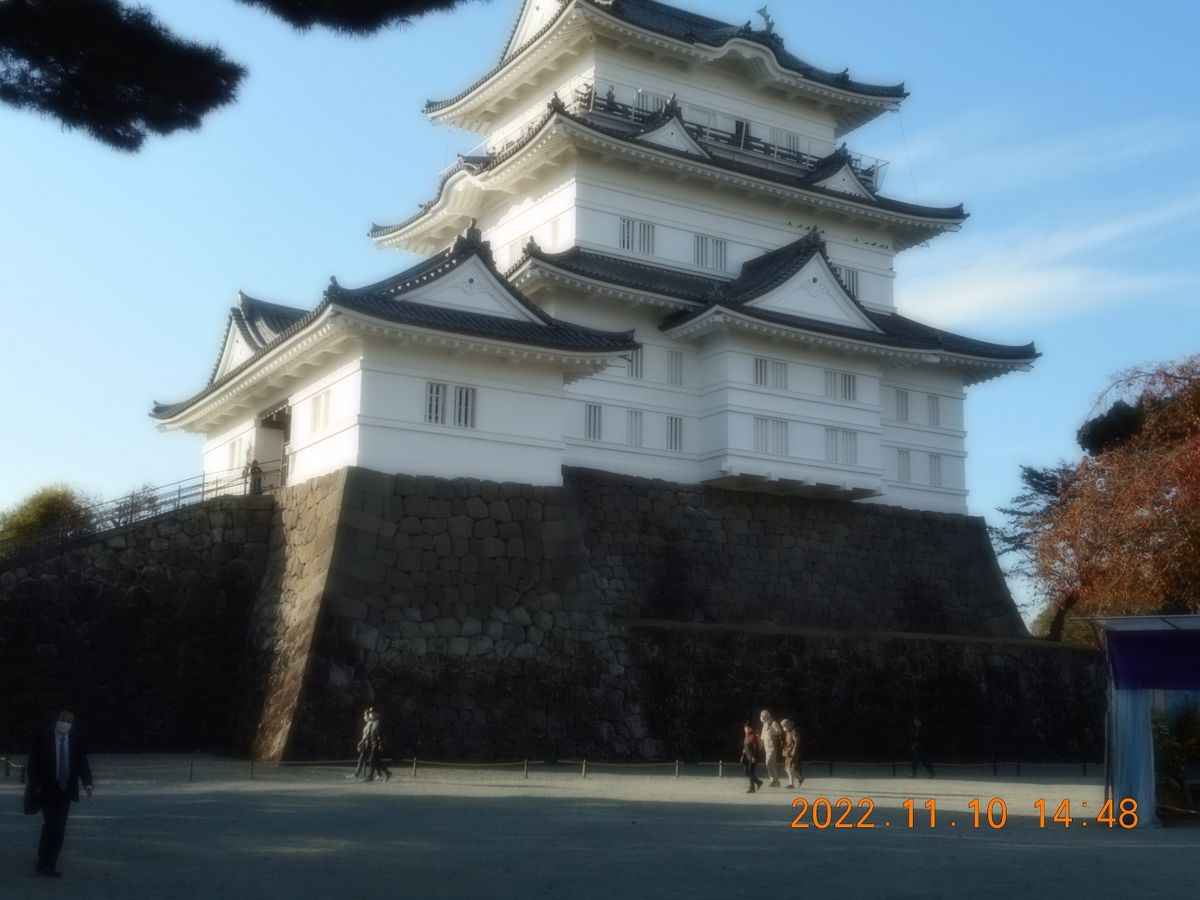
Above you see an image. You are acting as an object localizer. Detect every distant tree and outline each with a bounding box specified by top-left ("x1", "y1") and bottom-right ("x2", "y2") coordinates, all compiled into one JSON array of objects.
[
  {"x1": 0, "y1": 484, "x2": 96, "y2": 557},
  {"x1": 1033, "y1": 357, "x2": 1200, "y2": 640},
  {"x1": 1075, "y1": 398, "x2": 1145, "y2": 455},
  {"x1": 1, "y1": 0, "x2": 480, "y2": 151},
  {"x1": 987, "y1": 462, "x2": 1075, "y2": 614}
]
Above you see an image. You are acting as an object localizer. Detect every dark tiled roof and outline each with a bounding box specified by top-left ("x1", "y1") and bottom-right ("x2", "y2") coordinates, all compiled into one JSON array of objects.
[
  {"x1": 520, "y1": 233, "x2": 1035, "y2": 363},
  {"x1": 371, "y1": 106, "x2": 964, "y2": 241},
  {"x1": 426, "y1": 0, "x2": 904, "y2": 114},
  {"x1": 596, "y1": 0, "x2": 905, "y2": 99},
  {"x1": 152, "y1": 230, "x2": 636, "y2": 422},
  {"x1": 516, "y1": 243, "x2": 725, "y2": 301}
]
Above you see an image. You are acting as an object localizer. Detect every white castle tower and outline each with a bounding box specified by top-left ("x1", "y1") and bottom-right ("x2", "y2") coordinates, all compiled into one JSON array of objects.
[{"x1": 155, "y1": 0, "x2": 1036, "y2": 513}]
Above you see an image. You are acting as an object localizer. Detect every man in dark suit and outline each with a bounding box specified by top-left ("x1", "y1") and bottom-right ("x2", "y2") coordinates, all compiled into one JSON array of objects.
[{"x1": 27, "y1": 709, "x2": 94, "y2": 878}]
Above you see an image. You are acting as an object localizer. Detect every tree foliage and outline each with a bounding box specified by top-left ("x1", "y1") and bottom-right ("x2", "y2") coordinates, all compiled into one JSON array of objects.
[
  {"x1": 0, "y1": 484, "x2": 95, "y2": 555},
  {"x1": 1032, "y1": 357, "x2": 1200, "y2": 639},
  {"x1": 0, "y1": 0, "x2": 481, "y2": 151}
]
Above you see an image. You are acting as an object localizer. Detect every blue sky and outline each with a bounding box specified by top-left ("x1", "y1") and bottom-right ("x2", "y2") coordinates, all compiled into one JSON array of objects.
[{"x1": 2, "y1": 0, "x2": 1198, "y2": 581}]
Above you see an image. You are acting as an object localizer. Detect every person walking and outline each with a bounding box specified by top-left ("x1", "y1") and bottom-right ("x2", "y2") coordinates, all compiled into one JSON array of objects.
[
  {"x1": 911, "y1": 717, "x2": 935, "y2": 778},
  {"x1": 346, "y1": 708, "x2": 372, "y2": 781},
  {"x1": 759, "y1": 709, "x2": 784, "y2": 787},
  {"x1": 740, "y1": 723, "x2": 763, "y2": 793},
  {"x1": 27, "y1": 710, "x2": 94, "y2": 878},
  {"x1": 365, "y1": 708, "x2": 391, "y2": 782},
  {"x1": 781, "y1": 718, "x2": 803, "y2": 789}
]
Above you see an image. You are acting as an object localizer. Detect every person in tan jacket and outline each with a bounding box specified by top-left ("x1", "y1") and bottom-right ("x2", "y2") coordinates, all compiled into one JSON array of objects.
[{"x1": 759, "y1": 709, "x2": 784, "y2": 787}]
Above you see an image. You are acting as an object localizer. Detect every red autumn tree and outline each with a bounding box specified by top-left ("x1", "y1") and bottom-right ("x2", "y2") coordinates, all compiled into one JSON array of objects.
[{"x1": 1034, "y1": 356, "x2": 1200, "y2": 641}]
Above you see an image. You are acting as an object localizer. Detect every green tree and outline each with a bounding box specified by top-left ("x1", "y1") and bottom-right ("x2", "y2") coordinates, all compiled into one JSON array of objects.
[
  {"x1": 0, "y1": 484, "x2": 96, "y2": 557},
  {"x1": 1, "y1": 0, "x2": 479, "y2": 151}
]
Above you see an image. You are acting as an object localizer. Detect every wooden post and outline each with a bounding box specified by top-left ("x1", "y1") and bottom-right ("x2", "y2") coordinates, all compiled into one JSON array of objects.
[
  {"x1": 412, "y1": 757, "x2": 418, "y2": 777},
  {"x1": 674, "y1": 760, "x2": 680, "y2": 779},
  {"x1": 718, "y1": 760, "x2": 723, "y2": 778},
  {"x1": 524, "y1": 758, "x2": 529, "y2": 780},
  {"x1": 582, "y1": 759, "x2": 587, "y2": 778}
]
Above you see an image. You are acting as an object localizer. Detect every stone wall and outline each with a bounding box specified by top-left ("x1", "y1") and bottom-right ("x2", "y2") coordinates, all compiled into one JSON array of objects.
[
  {"x1": 1, "y1": 466, "x2": 1105, "y2": 762},
  {"x1": 277, "y1": 467, "x2": 1104, "y2": 762},
  {"x1": 0, "y1": 496, "x2": 274, "y2": 749}
]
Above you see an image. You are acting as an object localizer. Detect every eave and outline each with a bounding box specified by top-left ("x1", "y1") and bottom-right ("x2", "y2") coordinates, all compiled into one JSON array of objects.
[
  {"x1": 508, "y1": 253, "x2": 708, "y2": 312},
  {"x1": 661, "y1": 306, "x2": 1035, "y2": 386},
  {"x1": 375, "y1": 110, "x2": 963, "y2": 254},
  {"x1": 428, "y1": 1, "x2": 905, "y2": 135}
]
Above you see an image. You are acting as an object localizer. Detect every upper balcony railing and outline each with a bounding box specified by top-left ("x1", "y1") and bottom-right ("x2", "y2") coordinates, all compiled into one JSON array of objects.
[
  {"x1": 574, "y1": 82, "x2": 889, "y2": 191},
  {"x1": 433, "y1": 78, "x2": 889, "y2": 192}
]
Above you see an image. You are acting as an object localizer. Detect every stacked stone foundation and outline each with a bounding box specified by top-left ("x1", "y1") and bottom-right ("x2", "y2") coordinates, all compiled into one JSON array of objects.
[{"x1": 0, "y1": 467, "x2": 1105, "y2": 762}]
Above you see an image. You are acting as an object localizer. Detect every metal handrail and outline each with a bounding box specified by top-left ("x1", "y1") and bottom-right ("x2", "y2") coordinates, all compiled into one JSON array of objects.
[{"x1": 0, "y1": 458, "x2": 286, "y2": 565}]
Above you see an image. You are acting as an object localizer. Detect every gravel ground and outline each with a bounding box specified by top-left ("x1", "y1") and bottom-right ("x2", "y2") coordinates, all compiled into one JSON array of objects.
[{"x1": 1, "y1": 755, "x2": 1196, "y2": 899}]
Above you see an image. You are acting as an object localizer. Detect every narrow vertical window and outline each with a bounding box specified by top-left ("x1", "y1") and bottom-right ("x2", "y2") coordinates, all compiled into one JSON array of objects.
[
  {"x1": 585, "y1": 404, "x2": 603, "y2": 441},
  {"x1": 311, "y1": 390, "x2": 331, "y2": 432},
  {"x1": 825, "y1": 428, "x2": 858, "y2": 465},
  {"x1": 425, "y1": 382, "x2": 446, "y2": 425},
  {"x1": 453, "y1": 386, "x2": 476, "y2": 429},
  {"x1": 627, "y1": 348, "x2": 643, "y2": 379},
  {"x1": 754, "y1": 417, "x2": 788, "y2": 455},
  {"x1": 831, "y1": 265, "x2": 859, "y2": 297},
  {"x1": 928, "y1": 395, "x2": 941, "y2": 427},
  {"x1": 626, "y1": 410, "x2": 643, "y2": 447},
  {"x1": 754, "y1": 357, "x2": 787, "y2": 390},
  {"x1": 824, "y1": 371, "x2": 857, "y2": 401},
  {"x1": 667, "y1": 350, "x2": 683, "y2": 386},
  {"x1": 896, "y1": 389, "x2": 909, "y2": 422},
  {"x1": 619, "y1": 217, "x2": 655, "y2": 255},
  {"x1": 897, "y1": 449, "x2": 911, "y2": 483},
  {"x1": 929, "y1": 454, "x2": 943, "y2": 487},
  {"x1": 667, "y1": 415, "x2": 683, "y2": 451},
  {"x1": 694, "y1": 234, "x2": 728, "y2": 271}
]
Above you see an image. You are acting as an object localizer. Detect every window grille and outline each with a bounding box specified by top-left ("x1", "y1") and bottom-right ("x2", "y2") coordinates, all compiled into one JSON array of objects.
[
  {"x1": 694, "y1": 234, "x2": 728, "y2": 270},
  {"x1": 897, "y1": 449, "x2": 911, "y2": 483},
  {"x1": 831, "y1": 264, "x2": 859, "y2": 297},
  {"x1": 825, "y1": 371, "x2": 857, "y2": 402},
  {"x1": 824, "y1": 428, "x2": 858, "y2": 465},
  {"x1": 453, "y1": 386, "x2": 476, "y2": 429},
  {"x1": 754, "y1": 357, "x2": 787, "y2": 390},
  {"x1": 627, "y1": 348, "x2": 643, "y2": 379},
  {"x1": 667, "y1": 415, "x2": 683, "y2": 451},
  {"x1": 896, "y1": 389, "x2": 909, "y2": 422},
  {"x1": 928, "y1": 395, "x2": 942, "y2": 427},
  {"x1": 667, "y1": 350, "x2": 683, "y2": 386},
  {"x1": 754, "y1": 416, "x2": 788, "y2": 455},
  {"x1": 619, "y1": 217, "x2": 655, "y2": 255},
  {"x1": 929, "y1": 454, "x2": 943, "y2": 487},
  {"x1": 585, "y1": 404, "x2": 603, "y2": 441},
  {"x1": 425, "y1": 383, "x2": 446, "y2": 425},
  {"x1": 626, "y1": 410, "x2": 643, "y2": 447},
  {"x1": 311, "y1": 390, "x2": 331, "y2": 432}
]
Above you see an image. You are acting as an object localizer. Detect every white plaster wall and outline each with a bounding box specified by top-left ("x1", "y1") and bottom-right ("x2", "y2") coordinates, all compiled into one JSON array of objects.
[
  {"x1": 357, "y1": 338, "x2": 567, "y2": 485},
  {"x1": 481, "y1": 172, "x2": 579, "y2": 270},
  {"x1": 284, "y1": 358, "x2": 364, "y2": 485}
]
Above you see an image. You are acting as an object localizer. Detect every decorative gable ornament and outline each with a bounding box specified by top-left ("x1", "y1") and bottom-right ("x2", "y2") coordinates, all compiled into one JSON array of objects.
[{"x1": 744, "y1": 253, "x2": 881, "y2": 331}]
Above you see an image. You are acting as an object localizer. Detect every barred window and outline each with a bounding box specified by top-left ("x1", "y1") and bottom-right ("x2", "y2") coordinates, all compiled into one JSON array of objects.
[
  {"x1": 754, "y1": 357, "x2": 787, "y2": 390},
  {"x1": 627, "y1": 348, "x2": 643, "y2": 379},
  {"x1": 824, "y1": 428, "x2": 858, "y2": 465},
  {"x1": 895, "y1": 389, "x2": 909, "y2": 422},
  {"x1": 453, "y1": 386, "x2": 476, "y2": 429},
  {"x1": 754, "y1": 416, "x2": 788, "y2": 455},
  {"x1": 694, "y1": 234, "x2": 728, "y2": 271},
  {"x1": 585, "y1": 404, "x2": 603, "y2": 441},
  {"x1": 667, "y1": 415, "x2": 683, "y2": 451},
  {"x1": 626, "y1": 410, "x2": 644, "y2": 447},
  {"x1": 929, "y1": 454, "x2": 943, "y2": 487},
  {"x1": 824, "y1": 370, "x2": 857, "y2": 402},
  {"x1": 667, "y1": 350, "x2": 683, "y2": 386},
  {"x1": 831, "y1": 264, "x2": 859, "y2": 297},
  {"x1": 928, "y1": 394, "x2": 942, "y2": 427},
  {"x1": 619, "y1": 217, "x2": 655, "y2": 255},
  {"x1": 310, "y1": 390, "x2": 330, "y2": 432},
  {"x1": 897, "y1": 449, "x2": 911, "y2": 483},
  {"x1": 426, "y1": 382, "x2": 475, "y2": 429}
]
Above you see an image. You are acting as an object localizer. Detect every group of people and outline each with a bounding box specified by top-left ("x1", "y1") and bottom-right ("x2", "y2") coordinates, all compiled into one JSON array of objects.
[
  {"x1": 346, "y1": 706, "x2": 391, "y2": 782},
  {"x1": 740, "y1": 709, "x2": 802, "y2": 793}
]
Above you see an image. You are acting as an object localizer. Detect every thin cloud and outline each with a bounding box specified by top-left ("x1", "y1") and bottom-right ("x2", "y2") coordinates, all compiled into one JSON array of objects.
[{"x1": 897, "y1": 192, "x2": 1200, "y2": 327}]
